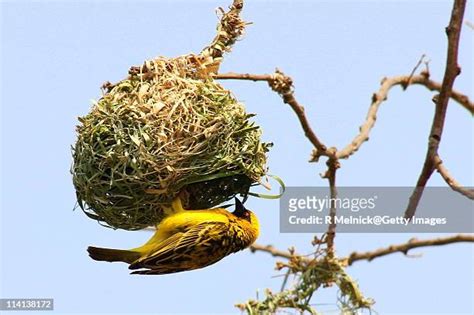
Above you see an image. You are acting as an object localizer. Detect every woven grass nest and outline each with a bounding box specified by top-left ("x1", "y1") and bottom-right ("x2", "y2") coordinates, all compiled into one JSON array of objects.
[{"x1": 72, "y1": 54, "x2": 271, "y2": 230}]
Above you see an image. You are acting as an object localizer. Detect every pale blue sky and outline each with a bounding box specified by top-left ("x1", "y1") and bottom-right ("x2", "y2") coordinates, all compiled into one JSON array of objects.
[{"x1": 1, "y1": 1, "x2": 473, "y2": 314}]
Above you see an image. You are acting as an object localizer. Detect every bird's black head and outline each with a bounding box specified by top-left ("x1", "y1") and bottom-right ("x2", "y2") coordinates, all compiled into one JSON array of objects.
[{"x1": 233, "y1": 197, "x2": 251, "y2": 222}]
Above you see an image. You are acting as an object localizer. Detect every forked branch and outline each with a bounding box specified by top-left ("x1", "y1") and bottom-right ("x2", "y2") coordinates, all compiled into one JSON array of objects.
[{"x1": 404, "y1": 0, "x2": 467, "y2": 219}]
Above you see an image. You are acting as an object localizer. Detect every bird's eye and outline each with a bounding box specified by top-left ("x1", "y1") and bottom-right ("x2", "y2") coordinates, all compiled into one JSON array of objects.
[{"x1": 244, "y1": 211, "x2": 251, "y2": 222}]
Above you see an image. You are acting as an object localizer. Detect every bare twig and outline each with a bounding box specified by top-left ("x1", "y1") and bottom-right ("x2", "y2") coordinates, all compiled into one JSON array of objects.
[
  {"x1": 251, "y1": 234, "x2": 474, "y2": 267},
  {"x1": 250, "y1": 244, "x2": 298, "y2": 261},
  {"x1": 409, "y1": 74, "x2": 473, "y2": 114},
  {"x1": 215, "y1": 73, "x2": 473, "y2": 113},
  {"x1": 322, "y1": 158, "x2": 339, "y2": 258},
  {"x1": 215, "y1": 73, "x2": 272, "y2": 82},
  {"x1": 336, "y1": 74, "x2": 473, "y2": 159},
  {"x1": 434, "y1": 155, "x2": 474, "y2": 199},
  {"x1": 402, "y1": 54, "x2": 426, "y2": 90},
  {"x1": 346, "y1": 234, "x2": 474, "y2": 265},
  {"x1": 269, "y1": 70, "x2": 331, "y2": 159},
  {"x1": 215, "y1": 70, "x2": 332, "y2": 160},
  {"x1": 405, "y1": 0, "x2": 467, "y2": 219}
]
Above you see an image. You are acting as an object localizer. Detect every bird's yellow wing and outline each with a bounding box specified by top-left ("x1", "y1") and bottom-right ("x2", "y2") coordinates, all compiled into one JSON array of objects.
[{"x1": 129, "y1": 221, "x2": 232, "y2": 275}]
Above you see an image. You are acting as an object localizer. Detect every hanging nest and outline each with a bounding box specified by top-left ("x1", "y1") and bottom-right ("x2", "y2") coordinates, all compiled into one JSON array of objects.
[{"x1": 72, "y1": 54, "x2": 271, "y2": 230}]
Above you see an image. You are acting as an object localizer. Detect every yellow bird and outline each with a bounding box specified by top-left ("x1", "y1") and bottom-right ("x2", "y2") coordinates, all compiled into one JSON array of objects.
[{"x1": 87, "y1": 197, "x2": 259, "y2": 275}]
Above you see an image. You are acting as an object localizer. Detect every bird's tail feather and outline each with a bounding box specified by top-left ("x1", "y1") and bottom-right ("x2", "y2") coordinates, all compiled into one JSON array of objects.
[{"x1": 87, "y1": 246, "x2": 140, "y2": 264}]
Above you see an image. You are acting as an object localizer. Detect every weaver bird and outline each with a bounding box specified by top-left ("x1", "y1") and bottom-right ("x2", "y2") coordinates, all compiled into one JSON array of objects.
[{"x1": 87, "y1": 197, "x2": 259, "y2": 275}]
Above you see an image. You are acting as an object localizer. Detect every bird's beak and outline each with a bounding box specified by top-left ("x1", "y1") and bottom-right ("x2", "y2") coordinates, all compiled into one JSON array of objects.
[{"x1": 233, "y1": 197, "x2": 247, "y2": 216}]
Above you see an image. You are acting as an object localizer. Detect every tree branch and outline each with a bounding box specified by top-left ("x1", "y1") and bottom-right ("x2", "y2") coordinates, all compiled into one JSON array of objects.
[
  {"x1": 434, "y1": 155, "x2": 474, "y2": 199},
  {"x1": 249, "y1": 244, "x2": 296, "y2": 260},
  {"x1": 404, "y1": 0, "x2": 467, "y2": 219},
  {"x1": 250, "y1": 234, "x2": 474, "y2": 266},
  {"x1": 215, "y1": 70, "x2": 332, "y2": 160},
  {"x1": 336, "y1": 75, "x2": 472, "y2": 160},
  {"x1": 215, "y1": 72, "x2": 473, "y2": 163},
  {"x1": 346, "y1": 234, "x2": 474, "y2": 265},
  {"x1": 322, "y1": 158, "x2": 339, "y2": 258},
  {"x1": 409, "y1": 73, "x2": 473, "y2": 114},
  {"x1": 215, "y1": 8, "x2": 471, "y2": 260},
  {"x1": 215, "y1": 70, "x2": 342, "y2": 255}
]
